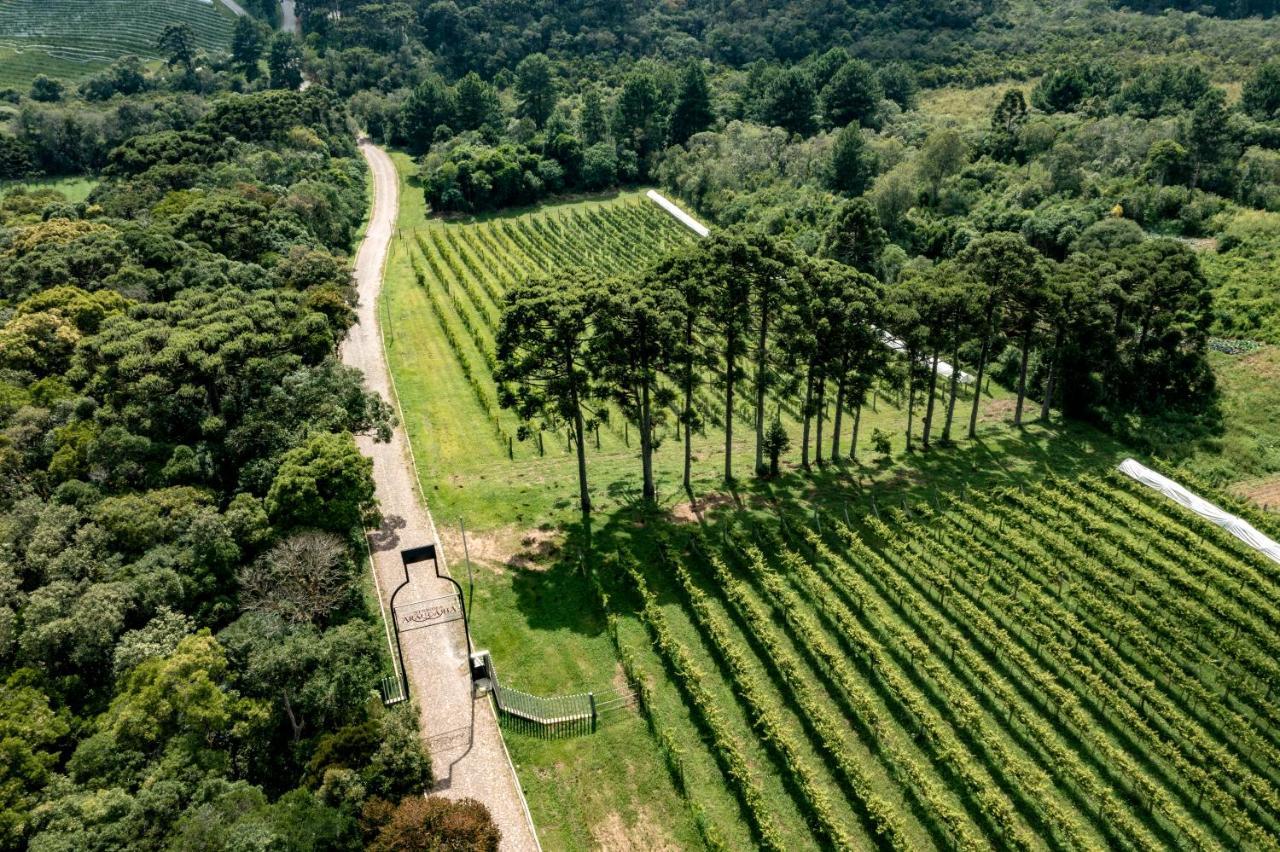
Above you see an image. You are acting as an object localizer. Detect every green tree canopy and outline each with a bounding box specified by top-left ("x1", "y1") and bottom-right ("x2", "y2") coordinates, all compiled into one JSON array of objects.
[
  {"x1": 1242, "y1": 60, "x2": 1280, "y2": 121},
  {"x1": 821, "y1": 59, "x2": 883, "y2": 128},
  {"x1": 268, "y1": 33, "x2": 304, "y2": 91},
  {"x1": 761, "y1": 67, "x2": 817, "y2": 136},
  {"x1": 231, "y1": 17, "x2": 266, "y2": 80},
  {"x1": 265, "y1": 432, "x2": 375, "y2": 533},
  {"x1": 496, "y1": 274, "x2": 600, "y2": 515},
  {"x1": 669, "y1": 62, "x2": 715, "y2": 146},
  {"x1": 515, "y1": 53, "x2": 556, "y2": 128},
  {"x1": 827, "y1": 123, "x2": 878, "y2": 196},
  {"x1": 821, "y1": 198, "x2": 888, "y2": 276}
]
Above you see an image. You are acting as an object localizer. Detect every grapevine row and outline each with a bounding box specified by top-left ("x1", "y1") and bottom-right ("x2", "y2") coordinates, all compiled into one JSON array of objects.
[{"x1": 621, "y1": 556, "x2": 788, "y2": 850}]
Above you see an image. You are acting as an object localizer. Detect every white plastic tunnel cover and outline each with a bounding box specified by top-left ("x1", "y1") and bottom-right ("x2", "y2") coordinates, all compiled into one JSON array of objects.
[{"x1": 1117, "y1": 458, "x2": 1280, "y2": 566}]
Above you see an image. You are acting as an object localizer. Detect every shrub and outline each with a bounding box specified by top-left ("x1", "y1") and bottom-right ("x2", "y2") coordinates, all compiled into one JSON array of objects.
[{"x1": 368, "y1": 796, "x2": 500, "y2": 852}]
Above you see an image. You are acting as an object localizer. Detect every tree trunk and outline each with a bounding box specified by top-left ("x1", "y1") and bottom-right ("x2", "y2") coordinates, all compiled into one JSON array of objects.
[
  {"x1": 282, "y1": 688, "x2": 303, "y2": 742},
  {"x1": 682, "y1": 319, "x2": 695, "y2": 492},
  {"x1": 572, "y1": 388, "x2": 591, "y2": 516},
  {"x1": 850, "y1": 390, "x2": 863, "y2": 461},
  {"x1": 942, "y1": 341, "x2": 961, "y2": 444},
  {"x1": 968, "y1": 309, "x2": 995, "y2": 440},
  {"x1": 1041, "y1": 325, "x2": 1064, "y2": 422},
  {"x1": 905, "y1": 352, "x2": 918, "y2": 453},
  {"x1": 815, "y1": 374, "x2": 826, "y2": 466},
  {"x1": 1014, "y1": 324, "x2": 1032, "y2": 427},
  {"x1": 753, "y1": 299, "x2": 770, "y2": 476},
  {"x1": 724, "y1": 328, "x2": 737, "y2": 482},
  {"x1": 831, "y1": 369, "x2": 846, "y2": 462},
  {"x1": 801, "y1": 364, "x2": 814, "y2": 469},
  {"x1": 641, "y1": 378, "x2": 655, "y2": 501},
  {"x1": 922, "y1": 350, "x2": 940, "y2": 450}
]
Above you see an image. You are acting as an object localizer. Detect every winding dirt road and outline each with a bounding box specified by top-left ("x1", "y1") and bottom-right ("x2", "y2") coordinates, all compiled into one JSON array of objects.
[{"x1": 341, "y1": 142, "x2": 540, "y2": 851}]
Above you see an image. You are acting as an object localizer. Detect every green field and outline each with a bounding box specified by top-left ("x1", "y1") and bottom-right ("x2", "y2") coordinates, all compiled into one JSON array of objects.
[
  {"x1": 380, "y1": 155, "x2": 1080, "y2": 534},
  {"x1": 376, "y1": 152, "x2": 1280, "y2": 849},
  {"x1": 0, "y1": 174, "x2": 96, "y2": 202},
  {"x1": 0, "y1": 0, "x2": 233, "y2": 90}
]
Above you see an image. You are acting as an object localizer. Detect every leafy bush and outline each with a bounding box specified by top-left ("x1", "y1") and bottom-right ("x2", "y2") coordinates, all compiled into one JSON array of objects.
[{"x1": 367, "y1": 796, "x2": 500, "y2": 852}]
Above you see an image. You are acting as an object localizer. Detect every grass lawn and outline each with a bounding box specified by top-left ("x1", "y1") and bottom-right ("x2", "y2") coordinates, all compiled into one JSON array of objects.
[
  {"x1": 0, "y1": 175, "x2": 98, "y2": 204},
  {"x1": 1184, "y1": 346, "x2": 1280, "y2": 493}
]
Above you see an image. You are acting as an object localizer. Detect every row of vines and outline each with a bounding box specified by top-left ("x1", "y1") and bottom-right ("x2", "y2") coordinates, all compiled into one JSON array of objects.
[
  {"x1": 604, "y1": 473, "x2": 1280, "y2": 850},
  {"x1": 404, "y1": 197, "x2": 697, "y2": 462}
]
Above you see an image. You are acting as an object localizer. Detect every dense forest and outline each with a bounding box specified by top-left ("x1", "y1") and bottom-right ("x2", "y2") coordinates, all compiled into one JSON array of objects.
[
  {"x1": 1, "y1": 0, "x2": 1280, "y2": 849},
  {"x1": 0, "y1": 75, "x2": 475, "y2": 849}
]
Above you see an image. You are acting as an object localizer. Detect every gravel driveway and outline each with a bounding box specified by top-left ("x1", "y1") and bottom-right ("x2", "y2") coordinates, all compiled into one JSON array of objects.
[{"x1": 341, "y1": 142, "x2": 541, "y2": 851}]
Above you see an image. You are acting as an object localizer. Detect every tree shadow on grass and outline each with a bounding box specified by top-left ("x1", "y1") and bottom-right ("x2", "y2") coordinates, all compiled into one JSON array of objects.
[
  {"x1": 506, "y1": 495, "x2": 664, "y2": 637},
  {"x1": 501, "y1": 408, "x2": 1202, "y2": 643}
]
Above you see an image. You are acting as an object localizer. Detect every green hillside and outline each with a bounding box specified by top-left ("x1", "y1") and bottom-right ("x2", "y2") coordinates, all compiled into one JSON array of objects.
[{"x1": 0, "y1": 0, "x2": 234, "y2": 90}]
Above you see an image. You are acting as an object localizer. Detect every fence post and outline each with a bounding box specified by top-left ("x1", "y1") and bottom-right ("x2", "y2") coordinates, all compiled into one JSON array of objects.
[
  {"x1": 460, "y1": 517, "x2": 474, "y2": 619},
  {"x1": 589, "y1": 692, "x2": 597, "y2": 733}
]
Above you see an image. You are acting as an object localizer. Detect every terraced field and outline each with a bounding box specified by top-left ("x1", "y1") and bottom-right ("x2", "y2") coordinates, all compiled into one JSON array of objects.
[
  {"x1": 602, "y1": 470, "x2": 1280, "y2": 851},
  {"x1": 0, "y1": 0, "x2": 233, "y2": 89}
]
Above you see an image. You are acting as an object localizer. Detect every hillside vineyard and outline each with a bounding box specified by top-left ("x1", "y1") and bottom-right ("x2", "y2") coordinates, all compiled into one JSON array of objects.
[{"x1": 3, "y1": 0, "x2": 1280, "y2": 849}]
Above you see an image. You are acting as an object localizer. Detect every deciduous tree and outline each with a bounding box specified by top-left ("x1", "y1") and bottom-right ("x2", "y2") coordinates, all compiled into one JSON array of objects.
[{"x1": 236, "y1": 531, "x2": 354, "y2": 626}]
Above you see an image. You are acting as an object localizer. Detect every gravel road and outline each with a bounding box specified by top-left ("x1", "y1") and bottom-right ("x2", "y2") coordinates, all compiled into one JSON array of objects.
[
  {"x1": 341, "y1": 142, "x2": 541, "y2": 851},
  {"x1": 280, "y1": 0, "x2": 298, "y2": 35}
]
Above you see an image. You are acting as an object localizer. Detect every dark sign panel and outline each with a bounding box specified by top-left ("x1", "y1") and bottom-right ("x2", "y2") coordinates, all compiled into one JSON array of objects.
[{"x1": 400, "y1": 544, "x2": 437, "y2": 566}]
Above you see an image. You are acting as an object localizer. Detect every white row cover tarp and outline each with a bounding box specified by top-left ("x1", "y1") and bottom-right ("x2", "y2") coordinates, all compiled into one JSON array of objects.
[
  {"x1": 1117, "y1": 458, "x2": 1280, "y2": 566},
  {"x1": 878, "y1": 330, "x2": 974, "y2": 384},
  {"x1": 646, "y1": 190, "x2": 710, "y2": 237},
  {"x1": 646, "y1": 191, "x2": 973, "y2": 384}
]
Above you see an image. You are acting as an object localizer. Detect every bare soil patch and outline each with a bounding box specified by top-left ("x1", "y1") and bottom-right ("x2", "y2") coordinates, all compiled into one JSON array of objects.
[
  {"x1": 1231, "y1": 476, "x2": 1280, "y2": 511},
  {"x1": 590, "y1": 809, "x2": 679, "y2": 852},
  {"x1": 979, "y1": 398, "x2": 1018, "y2": 423},
  {"x1": 1179, "y1": 236, "x2": 1219, "y2": 253},
  {"x1": 670, "y1": 491, "x2": 736, "y2": 523},
  {"x1": 438, "y1": 523, "x2": 563, "y2": 573}
]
